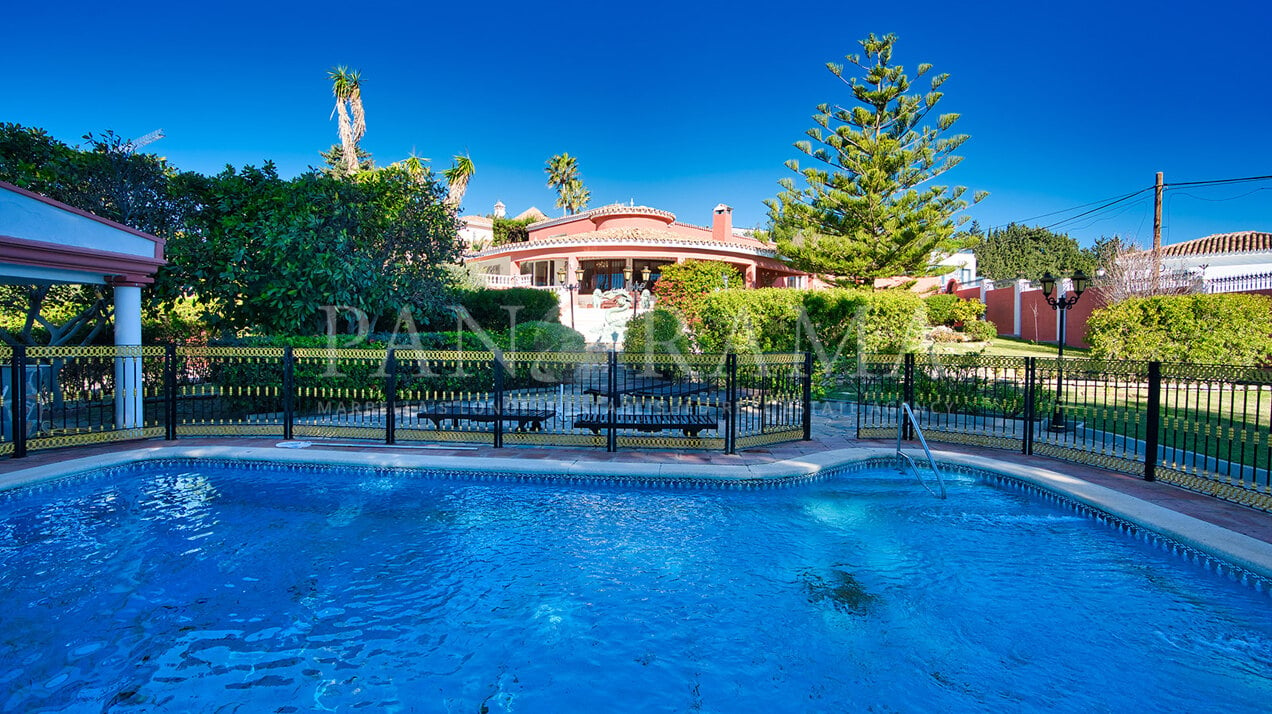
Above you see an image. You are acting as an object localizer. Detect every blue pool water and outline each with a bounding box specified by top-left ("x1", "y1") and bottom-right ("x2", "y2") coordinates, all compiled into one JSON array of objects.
[{"x1": 0, "y1": 461, "x2": 1270, "y2": 712}]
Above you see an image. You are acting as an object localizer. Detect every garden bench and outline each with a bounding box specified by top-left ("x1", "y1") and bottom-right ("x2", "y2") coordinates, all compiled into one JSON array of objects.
[
  {"x1": 417, "y1": 404, "x2": 554, "y2": 432},
  {"x1": 572, "y1": 412, "x2": 719, "y2": 437}
]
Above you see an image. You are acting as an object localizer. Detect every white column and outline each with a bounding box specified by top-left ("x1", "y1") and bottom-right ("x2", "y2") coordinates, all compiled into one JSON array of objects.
[
  {"x1": 113, "y1": 284, "x2": 144, "y2": 429},
  {"x1": 1012, "y1": 280, "x2": 1025, "y2": 337}
]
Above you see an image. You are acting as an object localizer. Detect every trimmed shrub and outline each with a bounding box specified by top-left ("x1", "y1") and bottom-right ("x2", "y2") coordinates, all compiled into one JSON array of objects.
[
  {"x1": 923, "y1": 294, "x2": 959, "y2": 326},
  {"x1": 924, "y1": 294, "x2": 987, "y2": 327},
  {"x1": 1086, "y1": 294, "x2": 1272, "y2": 365},
  {"x1": 961, "y1": 319, "x2": 997, "y2": 343},
  {"x1": 511, "y1": 321, "x2": 586, "y2": 352},
  {"x1": 694, "y1": 288, "x2": 925, "y2": 356},
  {"x1": 861, "y1": 291, "x2": 929, "y2": 354},
  {"x1": 624, "y1": 309, "x2": 691, "y2": 356},
  {"x1": 453, "y1": 288, "x2": 559, "y2": 331}
]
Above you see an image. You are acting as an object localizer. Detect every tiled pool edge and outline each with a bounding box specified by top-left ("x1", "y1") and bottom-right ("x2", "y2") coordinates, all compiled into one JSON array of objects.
[{"x1": 3, "y1": 444, "x2": 1271, "y2": 586}]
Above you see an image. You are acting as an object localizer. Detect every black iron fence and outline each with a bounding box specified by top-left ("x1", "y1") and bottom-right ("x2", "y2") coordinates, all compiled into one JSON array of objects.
[
  {"x1": 0, "y1": 346, "x2": 811, "y2": 457},
  {"x1": 856, "y1": 353, "x2": 1272, "y2": 512}
]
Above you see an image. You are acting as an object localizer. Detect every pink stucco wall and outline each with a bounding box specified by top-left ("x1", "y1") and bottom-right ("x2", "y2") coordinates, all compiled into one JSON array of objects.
[
  {"x1": 984, "y1": 287, "x2": 1015, "y2": 335},
  {"x1": 590, "y1": 215, "x2": 673, "y2": 231},
  {"x1": 1018, "y1": 290, "x2": 1058, "y2": 344}
]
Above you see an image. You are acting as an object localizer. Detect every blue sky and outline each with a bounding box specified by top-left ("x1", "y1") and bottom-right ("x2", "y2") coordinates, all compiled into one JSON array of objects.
[{"x1": 8, "y1": 0, "x2": 1270, "y2": 247}]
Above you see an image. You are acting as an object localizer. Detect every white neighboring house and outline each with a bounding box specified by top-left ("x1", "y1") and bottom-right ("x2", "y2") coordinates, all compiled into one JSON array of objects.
[
  {"x1": 457, "y1": 203, "x2": 549, "y2": 282},
  {"x1": 458, "y1": 214, "x2": 494, "y2": 252},
  {"x1": 1159, "y1": 231, "x2": 1272, "y2": 293},
  {"x1": 936, "y1": 250, "x2": 977, "y2": 290}
]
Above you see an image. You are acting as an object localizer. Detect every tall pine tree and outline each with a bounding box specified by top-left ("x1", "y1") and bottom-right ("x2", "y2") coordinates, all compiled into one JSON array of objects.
[{"x1": 766, "y1": 33, "x2": 985, "y2": 285}]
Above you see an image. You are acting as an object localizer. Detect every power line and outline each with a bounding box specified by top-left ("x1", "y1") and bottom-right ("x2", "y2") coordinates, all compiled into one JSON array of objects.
[
  {"x1": 1040, "y1": 188, "x2": 1155, "y2": 231},
  {"x1": 1167, "y1": 174, "x2": 1272, "y2": 188},
  {"x1": 1002, "y1": 188, "x2": 1150, "y2": 225},
  {"x1": 990, "y1": 174, "x2": 1272, "y2": 235},
  {"x1": 1171, "y1": 187, "x2": 1271, "y2": 203}
]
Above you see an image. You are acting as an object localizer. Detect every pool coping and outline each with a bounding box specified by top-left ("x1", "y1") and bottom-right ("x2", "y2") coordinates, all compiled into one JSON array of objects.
[{"x1": 3, "y1": 443, "x2": 1272, "y2": 584}]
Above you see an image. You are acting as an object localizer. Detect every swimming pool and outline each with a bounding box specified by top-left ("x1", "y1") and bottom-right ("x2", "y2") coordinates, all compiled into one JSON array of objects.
[{"x1": 1, "y1": 457, "x2": 1270, "y2": 712}]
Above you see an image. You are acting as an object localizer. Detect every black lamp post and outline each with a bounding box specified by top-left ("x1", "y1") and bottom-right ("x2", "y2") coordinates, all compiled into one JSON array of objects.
[
  {"x1": 624, "y1": 265, "x2": 649, "y2": 319},
  {"x1": 1040, "y1": 269, "x2": 1090, "y2": 432},
  {"x1": 557, "y1": 266, "x2": 583, "y2": 330}
]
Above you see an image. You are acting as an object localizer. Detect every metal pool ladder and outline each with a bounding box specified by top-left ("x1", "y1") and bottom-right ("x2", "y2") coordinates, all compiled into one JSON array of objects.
[{"x1": 897, "y1": 402, "x2": 947, "y2": 499}]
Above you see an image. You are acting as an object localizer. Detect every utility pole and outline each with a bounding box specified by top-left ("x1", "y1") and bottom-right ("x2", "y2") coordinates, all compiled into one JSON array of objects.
[{"x1": 1152, "y1": 171, "x2": 1164, "y2": 290}]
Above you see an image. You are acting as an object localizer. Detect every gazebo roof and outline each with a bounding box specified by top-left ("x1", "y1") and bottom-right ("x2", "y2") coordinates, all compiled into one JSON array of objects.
[{"x1": 0, "y1": 181, "x2": 165, "y2": 286}]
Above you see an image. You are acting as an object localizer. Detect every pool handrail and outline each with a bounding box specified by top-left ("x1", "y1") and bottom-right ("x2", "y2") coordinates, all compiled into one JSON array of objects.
[{"x1": 897, "y1": 402, "x2": 947, "y2": 499}]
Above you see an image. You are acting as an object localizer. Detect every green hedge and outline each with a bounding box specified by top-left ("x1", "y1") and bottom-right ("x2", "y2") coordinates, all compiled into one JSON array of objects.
[
  {"x1": 694, "y1": 288, "x2": 926, "y2": 356},
  {"x1": 510, "y1": 321, "x2": 586, "y2": 352},
  {"x1": 453, "y1": 288, "x2": 560, "y2": 331},
  {"x1": 924, "y1": 294, "x2": 986, "y2": 327},
  {"x1": 1086, "y1": 294, "x2": 1272, "y2": 365}
]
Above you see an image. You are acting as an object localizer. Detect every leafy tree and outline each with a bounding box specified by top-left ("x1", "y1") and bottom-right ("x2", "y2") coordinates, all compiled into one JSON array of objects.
[
  {"x1": 765, "y1": 33, "x2": 985, "y2": 285},
  {"x1": 544, "y1": 153, "x2": 590, "y2": 215},
  {"x1": 973, "y1": 223, "x2": 1095, "y2": 282},
  {"x1": 158, "y1": 162, "x2": 461, "y2": 335},
  {"x1": 0, "y1": 123, "x2": 76, "y2": 195},
  {"x1": 0, "y1": 285, "x2": 111, "y2": 346},
  {"x1": 0, "y1": 124, "x2": 192, "y2": 240}
]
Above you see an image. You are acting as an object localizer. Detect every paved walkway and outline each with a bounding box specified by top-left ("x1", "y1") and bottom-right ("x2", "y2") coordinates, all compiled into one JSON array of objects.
[{"x1": 2, "y1": 411, "x2": 1270, "y2": 546}]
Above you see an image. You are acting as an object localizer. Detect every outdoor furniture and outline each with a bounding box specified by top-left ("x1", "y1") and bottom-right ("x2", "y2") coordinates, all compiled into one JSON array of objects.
[
  {"x1": 572, "y1": 412, "x2": 719, "y2": 437},
  {"x1": 417, "y1": 404, "x2": 554, "y2": 432}
]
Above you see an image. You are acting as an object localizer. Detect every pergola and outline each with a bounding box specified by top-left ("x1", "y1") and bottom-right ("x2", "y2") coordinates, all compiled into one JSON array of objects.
[{"x1": 0, "y1": 180, "x2": 166, "y2": 428}]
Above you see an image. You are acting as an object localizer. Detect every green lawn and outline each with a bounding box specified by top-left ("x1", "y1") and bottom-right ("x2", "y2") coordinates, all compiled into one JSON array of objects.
[{"x1": 927, "y1": 335, "x2": 1091, "y2": 358}]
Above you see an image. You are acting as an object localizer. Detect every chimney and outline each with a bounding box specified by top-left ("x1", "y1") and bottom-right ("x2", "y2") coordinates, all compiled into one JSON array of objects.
[
  {"x1": 712, "y1": 204, "x2": 732, "y2": 242},
  {"x1": 494, "y1": 200, "x2": 506, "y2": 218}
]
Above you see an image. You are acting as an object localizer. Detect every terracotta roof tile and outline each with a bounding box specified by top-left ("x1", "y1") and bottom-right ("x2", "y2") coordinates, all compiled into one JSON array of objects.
[{"x1": 1160, "y1": 231, "x2": 1272, "y2": 257}]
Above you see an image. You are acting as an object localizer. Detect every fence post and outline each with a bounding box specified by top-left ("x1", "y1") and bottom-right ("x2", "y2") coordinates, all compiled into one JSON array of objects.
[
  {"x1": 11, "y1": 346, "x2": 26, "y2": 458},
  {"x1": 1144, "y1": 361, "x2": 1161, "y2": 481},
  {"x1": 606, "y1": 350, "x2": 618, "y2": 453},
  {"x1": 493, "y1": 350, "x2": 504, "y2": 449},
  {"x1": 164, "y1": 343, "x2": 177, "y2": 440},
  {"x1": 902, "y1": 353, "x2": 915, "y2": 441},
  {"x1": 725, "y1": 352, "x2": 738, "y2": 454},
  {"x1": 802, "y1": 351, "x2": 813, "y2": 441},
  {"x1": 385, "y1": 348, "x2": 398, "y2": 445},
  {"x1": 1022, "y1": 357, "x2": 1035, "y2": 455},
  {"x1": 854, "y1": 356, "x2": 863, "y2": 438},
  {"x1": 282, "y1": 345, "x2": 295, "y2": 441}
]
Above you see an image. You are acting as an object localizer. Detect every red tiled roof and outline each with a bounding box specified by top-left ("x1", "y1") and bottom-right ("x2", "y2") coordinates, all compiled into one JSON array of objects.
[{"x1": 1160, "y1": 231, "x2": 1272, "y2": 257}]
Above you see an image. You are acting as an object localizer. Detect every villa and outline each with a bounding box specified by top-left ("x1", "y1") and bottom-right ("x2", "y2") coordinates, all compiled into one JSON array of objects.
[{"x1": 461, "y1": 201, "x2": 810, "y2": 294}]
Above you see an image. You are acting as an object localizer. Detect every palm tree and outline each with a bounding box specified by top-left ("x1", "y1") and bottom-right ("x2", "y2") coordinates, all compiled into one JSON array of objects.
[
  {"x1": 328, "y1": 66, "x2": 367, "y2": 175},
  {"x1": 442, "y1": 154, "x2": 475, "y2": 211},
  {"x1": 399, "y1": 153, "x2": 429, "y2": 182},
  {"x1": 544, "y1": 153, "x2": 589, "y2": 215},
  {"x1": 561, "y1": 178, "x2": 590, "y2": 215}
]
